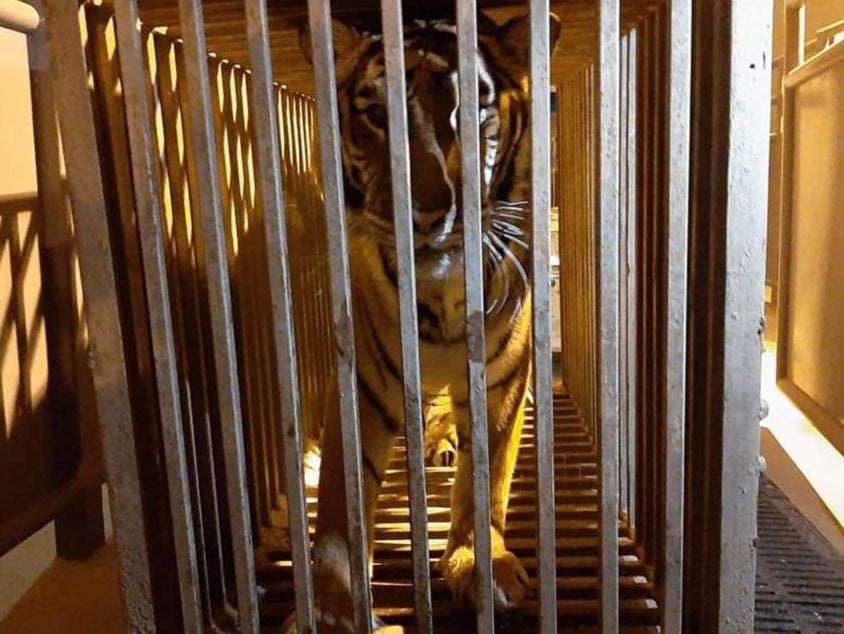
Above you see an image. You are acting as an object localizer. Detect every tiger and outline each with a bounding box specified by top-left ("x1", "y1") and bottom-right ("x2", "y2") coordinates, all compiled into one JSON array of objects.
[{"x1": 287, "y1": 11, "x2": 562, "y2": 633}]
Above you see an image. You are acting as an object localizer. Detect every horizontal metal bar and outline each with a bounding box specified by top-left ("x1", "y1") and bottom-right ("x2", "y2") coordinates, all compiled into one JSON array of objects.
[
  {"x1": 528, "y1": 1, "x2": 557, "y2": 632},
  {"x1": 379, "y1": 1, "x2": 433, "y2": 632},
  {"x1": 0, "y1": 192, "x2": 39, "y2": 214},
  {"x1": 176, "y1": 0, "x2": 259, "y2": 630},
  {"x1": 242, "y1": 1, "x2": 316, "y2": 631},
  {"x1": 305, "y1": 1, "x2": 372, "y2": 631},
  {"x1": 455, "y1": 0, "x2": 493, "y2": 630},
  {"x1": 0, "y1": 0, "x2": 40, "y2": 33}
]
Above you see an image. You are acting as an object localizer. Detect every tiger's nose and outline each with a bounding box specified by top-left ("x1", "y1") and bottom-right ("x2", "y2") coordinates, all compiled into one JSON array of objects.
[{"x1": 413, "y1": 208, "x2": 447, "y2": 233}]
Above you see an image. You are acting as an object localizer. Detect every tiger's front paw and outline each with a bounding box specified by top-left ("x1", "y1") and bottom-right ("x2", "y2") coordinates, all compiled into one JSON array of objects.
[
  {"x1": 424, "y1": 421, "x2": 458, "y2": 467},
  {"x1": 438, "y1": 544, "x2": 530, "y2": 612}
]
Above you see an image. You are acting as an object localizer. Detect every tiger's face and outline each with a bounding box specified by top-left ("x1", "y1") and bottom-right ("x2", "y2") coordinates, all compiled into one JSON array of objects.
[{"x1": 302, "y1": 14, "x2": 561, "y2": 269}]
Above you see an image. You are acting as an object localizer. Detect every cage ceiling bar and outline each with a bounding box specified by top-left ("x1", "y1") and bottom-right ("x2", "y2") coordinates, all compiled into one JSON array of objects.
[
  {"x1": 305, "y1": 1, "x2": 373, "y2": 632},
  {"x1": 175, "y1": 0, "x2": 260, "y2": 630},
  {"x1": 455, "y1": 1, "x2": 495, "y2": 630},
  {"x1": 379, "y1": 1, "x2": 434, "y2": 631},
  {"x1": 40, "y1": 0, "x2": 156, "y2": 630},
  {"x1": 596, "y1": 0, "x2": 621, "y2": 631},
  {"x1": 528, "y1": 0, "x2": 557, "y2": 631},
  {"x1": 242, "y1": 1, "x2": 316, "y2": 632},
  {"x1": 111, "y1": 2, "x2": 204, "y2": 631}
]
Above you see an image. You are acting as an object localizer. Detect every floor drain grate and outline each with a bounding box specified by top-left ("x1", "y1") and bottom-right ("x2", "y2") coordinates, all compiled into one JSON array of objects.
[{"x1": 755, "y1": 476, "x2": 844, "y2": 633}]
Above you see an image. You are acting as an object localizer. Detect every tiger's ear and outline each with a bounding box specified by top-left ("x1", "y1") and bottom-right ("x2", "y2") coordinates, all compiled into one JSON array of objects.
[
  {"x1": 499, "y1": 12, "x2": 562, "y2": 67},
  {"x1": 299, "y1": 18, "x2": 363, "y2": 66}
]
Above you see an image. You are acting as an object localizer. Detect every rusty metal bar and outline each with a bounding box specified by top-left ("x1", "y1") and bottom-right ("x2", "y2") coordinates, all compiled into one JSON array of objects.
[
  {"x1": 596, "y1": 0, "x2": 620, "y2": 631},
  {"x1": 455, "y1": 1, "x2": 493, "y2": 630},
  {"x1": 617, "y1": 33, "x2": 630, "y2": 520},
  {"x1": 242, "y1": 2, "x2": 316, "y2": 631},
  {"x1": 40, "y1": 1, "x2": 155, "y2": 629},
  {"x1": 111, "y1": 3, "x2": 203, "y2": 631},
  {"x1": 717, "y1": 0, "x2": 771, "y2": 630},
  {"x1": 379, "y1": 1, "x2": 433, "y2": 631},
  {"x1": 623, "y1": 27, "x2": 638, "y2": 529},
  {"x1": 153, "y1": 36, "x2": 230, "y2": 617},
  {"x1": 305, "y1": 2, "x2": 372, "y2": 631},
  {"x1": 528, "y1": 1, "x2": 556, "y2": 631},
  {"x1": 175, "y1": 0, "x2": 259, "y2": 630},
  {"x1": 662, "y1": 1, "x2": 691, "y2": 631}
]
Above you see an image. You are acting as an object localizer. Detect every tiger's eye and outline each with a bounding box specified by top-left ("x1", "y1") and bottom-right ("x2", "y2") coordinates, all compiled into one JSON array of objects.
[{"x1": 365, "y1": 104, "x2": 388, "y2": 128}]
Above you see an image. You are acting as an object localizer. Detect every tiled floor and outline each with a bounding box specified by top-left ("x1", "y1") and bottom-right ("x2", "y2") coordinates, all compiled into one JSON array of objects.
[{"x1": 0, "y1": 542, "x2": 124, "y2": 634}]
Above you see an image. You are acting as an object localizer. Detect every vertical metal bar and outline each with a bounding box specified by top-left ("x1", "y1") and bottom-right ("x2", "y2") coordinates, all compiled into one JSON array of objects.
[
  {"x1": 112, "y1": 4, "x2": 203, "y2": 631},
  {"x1": 596, "y1": 0, "x2": 620, "y2": 631},
  {"x1": 662, "y1": 1, "x2": 691, "y2": 631},
  {"x1": 40, "y1": 2, "x2": 156, "y2": 630},
  {"x1": 379, "y1": 2, "x2": 433, "y2": 632},
  {"x1": 718, "y1": 0, "x2": 771, "y2": 630},
  {"x1": 455, "y1": 1, "x2": 493, "y2": 631},
  {"x1": 528, "y1": 2, "x2": 556, "y2": 631},
  {"x1": 305, "y1": 2, "x2": 372, "y2": 632},
  {"x1": 624, "y1": 28, "x2": 638, "y2": 530},
  {"x1": 617, "y1": 34, "x2": 630, "y2": 519},
  {"x1": 242, "y1": 2, "x2": 315, "y2": 631},
  {"x1": 175, "y1": 1, "x2": 259, "y2": 630}
]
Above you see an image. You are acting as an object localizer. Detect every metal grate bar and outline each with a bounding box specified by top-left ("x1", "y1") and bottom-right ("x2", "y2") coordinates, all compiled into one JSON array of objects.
[
  {"x1": 175, "y1": 1, "x2": 259, "y2": 630},
  {"x1": 305, "y1": 2, "x2": 373, "y2": 632},
  {"x1": 379, "y1": 1, "x2": 434, "y2": 632},
  {"x1": 242, "y1": 2, "x2": 316, "y2": 632},
  {"x1": 111, "y1": 3, "x2": 203, "y2": 632},
  {"x1": 455, "y1": 1, "x2": 494, "y2": 631},
  {"x1": 40, "y1": 1, "x2": 156, "y2": 630},
  {"x1": 596, "y1": 0, "x2": 621, "y2": 632},
  {"x1": 661, "y1": 0, "x2": 692, "y2": 631},
  {"x1": 528, "y1": 1, "x2": 557, "y2": 631}
]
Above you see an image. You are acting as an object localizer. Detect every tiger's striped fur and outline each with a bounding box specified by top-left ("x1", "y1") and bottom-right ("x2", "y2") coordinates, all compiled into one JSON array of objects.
[{"x1": 291, "y1": 12, "x2": 561, "y2": 633}]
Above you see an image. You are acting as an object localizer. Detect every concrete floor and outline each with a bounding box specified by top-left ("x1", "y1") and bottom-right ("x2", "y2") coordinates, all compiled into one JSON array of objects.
[{"x1": 0, "y1": 346, "x2": 841, "y2": 632}]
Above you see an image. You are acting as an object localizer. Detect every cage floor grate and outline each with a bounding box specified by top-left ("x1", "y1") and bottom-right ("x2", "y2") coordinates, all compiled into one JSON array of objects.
[
  {"x1": 755, "y1": 476, "x2": 844, "y2": 634},
  {"x1": 257, "y1": 392, "x2": 659, "y2": 633}
]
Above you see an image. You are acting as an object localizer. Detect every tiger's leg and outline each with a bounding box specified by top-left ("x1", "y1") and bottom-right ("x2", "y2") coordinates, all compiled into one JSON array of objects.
[
  {"x1": 423, "y1": 396, "x2": 458, "y2": 467},
  {"x1": 288, "y1": 378, "x2": 398, "y2": 634},
  {"x1": 438, "y1": 356, "x2": 531, "y2": 611}
]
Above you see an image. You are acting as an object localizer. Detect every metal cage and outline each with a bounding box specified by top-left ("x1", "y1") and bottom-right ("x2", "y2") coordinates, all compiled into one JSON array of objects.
[{"x1": 12, "y1": 0, "x2": 772, "y2": 631}]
